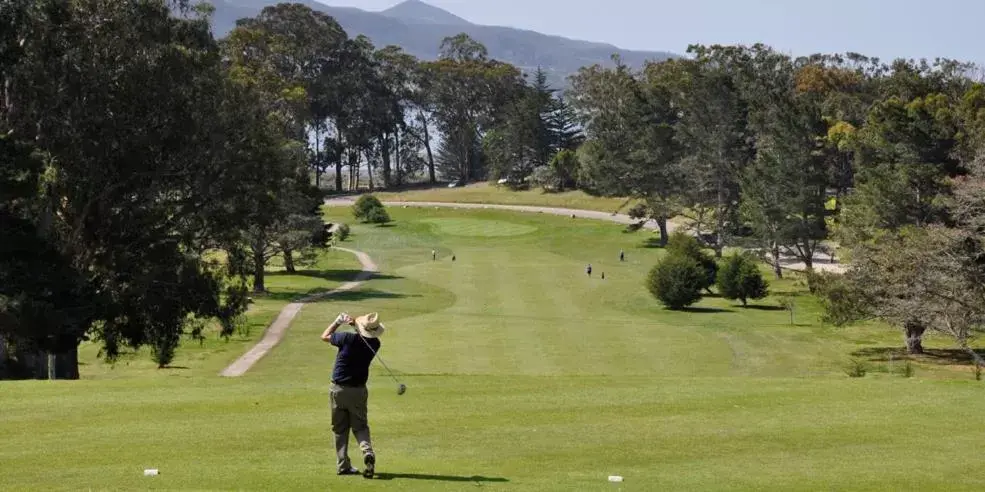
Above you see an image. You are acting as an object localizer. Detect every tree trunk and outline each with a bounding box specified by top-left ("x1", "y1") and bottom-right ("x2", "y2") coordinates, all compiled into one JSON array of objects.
[
  {"x1": 21, "y1": 346, "x2": 79, "y2": 380},
  {"x1": 252, "y1": 243, "x2": 266, "y2": 294},
  {"x1": 421, "y1": 112, "x2": 436, "y2": 183},
  {"x1": 463, "y1": 132, "x2": 472, "y2": 182},
  {"x1": 349, "y1": 155, "x2": 354, "y2": 191},
  {"x1": 0, "y1": 337, "x2": 8, "y2": 379},
  {"x1": 464, "y1": 129, "x2": 475, "y2": 183},
  {"x1": 771, "y1": 242, "x2": 783, "y2": 279},
  {"x1": 904, "y1": 321, "x2": 925, "y2": 354},
  {"x1": 335, "y1": 158, "x2": 343, "y2": 192},
  {"x1": 714, "y1": 190, "x2": 725, "y2": 258},
  {"x1": 314, "y1": 126, "x2": 321, "y2": 188},
  {"x1": 656, "y1": 216, "x2": 669, "y2": 247},
  {"x1": 55, "y1": 347, "x2": 79, "y2": 380},
  {"x1": 801, "y1": 239, "x2": 814, "y2": 271},
  {"x1": 366, "y1": 150, "x2": 375, "y2": 191},
  {"x1": 380, "y1": 133, "x2": 392, "y2": 189},
  {"x1": 347, "y1": 151, "x2": 359, "y2": 192},
  {"x1": 713, "y1": 148, "x2": 727, "y2": 259},
  {"x1": 394, "y1": 129, "x2": 402, "y2": 186},
  {"x1": 2, "y1": 77, "x2": 13, "y2": 125},
  {"x1": 283, "y1": 249, "x2": 295, "y2": 273}
]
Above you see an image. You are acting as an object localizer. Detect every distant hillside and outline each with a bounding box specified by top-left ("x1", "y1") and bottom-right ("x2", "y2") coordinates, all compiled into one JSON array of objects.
[
  {"x1": 379, "y1": 0, "x2": 470, "y2": 25},
  {"x1": 208, "y1": 0, "x2": 679, "y2": 88}
]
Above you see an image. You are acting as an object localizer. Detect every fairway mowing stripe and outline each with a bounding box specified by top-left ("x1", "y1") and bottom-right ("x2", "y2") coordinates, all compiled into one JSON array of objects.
[{"x1": 219, "y1": 247, "x2": 377, "y2": 377}]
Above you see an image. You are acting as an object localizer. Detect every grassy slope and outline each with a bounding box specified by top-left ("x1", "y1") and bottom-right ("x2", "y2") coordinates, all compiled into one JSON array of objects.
[
  {"x1": 72, "y1": 247, "x2": 362, "y2": 379},
  {"x1": 3, "y1": 208, "x2": 985, "y2": 491},
  {"x1": 371, "y1": 182, "x2": 637, "y2": 213}
]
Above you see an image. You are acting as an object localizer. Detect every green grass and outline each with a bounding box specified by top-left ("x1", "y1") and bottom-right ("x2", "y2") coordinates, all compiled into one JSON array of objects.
[
  {"x1": 371, "y1": 181, "x2": 637, "y2": 213},
  {"x1": 4, "y1": 207, "x2": 985, "y2": 491},
  {"x1": 71, "y1": 247, "x2": 363, "y2": 379}
]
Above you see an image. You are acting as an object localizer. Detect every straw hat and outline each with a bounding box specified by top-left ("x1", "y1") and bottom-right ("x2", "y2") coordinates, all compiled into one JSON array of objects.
[{"x1": 355, "y1": 312, "x2": 385, "y2": 339}]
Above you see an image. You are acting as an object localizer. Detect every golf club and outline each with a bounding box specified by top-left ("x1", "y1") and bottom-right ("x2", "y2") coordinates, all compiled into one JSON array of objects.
[{"x1": 358, "y1": 331, "x2": 406, "y2": 396}]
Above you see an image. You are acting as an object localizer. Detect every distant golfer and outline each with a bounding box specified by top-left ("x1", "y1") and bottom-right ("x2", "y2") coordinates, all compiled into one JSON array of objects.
[
  {"x1": 601, "y1": 272, "x2": 605, "y2": 280},
  {"x1": 452, "y1": 254, "x2": 456, "y2": 262},
  {"x1": 432, "y1": 250, "x2": 436, "y2": 261},
  {"x1": 321, "y1": 312, "x2": 386, "y2": 478},
  {"x1": 586, "y1": 264, "x2": 592, "y2": 277},
  {"x1": 619, "y1": 250, "x2": 625, "y2": 262}
]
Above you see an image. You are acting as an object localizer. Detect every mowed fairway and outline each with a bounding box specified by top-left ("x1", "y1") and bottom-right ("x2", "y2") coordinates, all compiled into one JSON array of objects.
[{"x1": 3, "y1": 207, "x2": 985, "y2": 491}]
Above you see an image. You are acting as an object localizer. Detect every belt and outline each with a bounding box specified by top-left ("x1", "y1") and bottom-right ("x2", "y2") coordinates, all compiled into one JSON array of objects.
[{"x1": 332, "y1": 381, "x2": 365, "y2": 388}]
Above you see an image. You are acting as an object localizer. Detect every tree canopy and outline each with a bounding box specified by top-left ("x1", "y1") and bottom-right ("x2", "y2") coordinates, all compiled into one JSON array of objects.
[{"x1": 5, "y1": 1, "x2": 985, "y2": 376}]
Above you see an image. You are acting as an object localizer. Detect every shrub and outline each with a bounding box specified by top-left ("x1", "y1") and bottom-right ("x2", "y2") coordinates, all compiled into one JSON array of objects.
[
  {"x1": 646, "y1": 254, "x2": 706, "y2": 310},
  {"x1": 549, "y1": 149, "x2": 579, "y2": 191},
  {"x1": 845, "y1": 358, "x2": 868, "y2": 378},
  {"x1": 352, "y1": 194, "x2": 385, "y2": 222},
  {"x1": 812, "y1": 273, "x2": 868, "y2": 327},
  {"x1": 312, "y1": 223, "x2": 332, "y2": 248},
  {"x1": 778, "y1": 295, "x2": 795, "y2": 324},
  {"x1": 335, "y1": 223, "x2": 350, "y2": 242},
  {"x1": 716, "y1": 253, "x2": 769, "y2": 307},
  {"x1": 232, "y1": 313, "x2": 250, "y2": 339},
  {"x1": 151, "y1": 331, "x2": 179, "y2": 369},
  {"x1": 665, "y1": 232, "x2": 717, "y2": 292},
  {"x1": 529, "y1": 166, "x2": 559, "y2": 192},
  {"x1": 365, "y1": 206, "x2": 391, "y2": 225}
]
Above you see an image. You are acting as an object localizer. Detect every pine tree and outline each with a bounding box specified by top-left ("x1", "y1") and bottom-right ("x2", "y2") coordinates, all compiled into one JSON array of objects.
[
  {"x1": 529, "y1": 67, "x2": 557, "y2": 166},
  {"x1": 549, "y1": 95, "x2": 585, "y2": 153}
]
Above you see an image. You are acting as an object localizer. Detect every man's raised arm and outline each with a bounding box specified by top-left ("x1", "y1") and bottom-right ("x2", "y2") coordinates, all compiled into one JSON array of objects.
[{"x1": 321, "y1": 313, "x2": 354, "y2": 343}]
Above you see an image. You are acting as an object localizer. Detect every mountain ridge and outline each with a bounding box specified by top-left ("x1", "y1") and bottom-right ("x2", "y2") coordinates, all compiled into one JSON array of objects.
[
  {"x1": 208, "y1": 0, "x2": 679, "y2": 87},
  {"x1": 380, "y1": 0, "x2": 472, "y2": 26}
]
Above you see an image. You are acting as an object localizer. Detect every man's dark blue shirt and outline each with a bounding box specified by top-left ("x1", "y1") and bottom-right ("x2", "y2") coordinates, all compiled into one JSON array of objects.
[{"x1": 330, "y1": 332, "x2": 380, "y2": 387}]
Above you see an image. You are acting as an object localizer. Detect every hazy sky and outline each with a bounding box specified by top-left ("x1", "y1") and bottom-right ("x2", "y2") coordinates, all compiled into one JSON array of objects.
[{"x1": 319, "y1": 0, "x2": 984, "y2": 64}]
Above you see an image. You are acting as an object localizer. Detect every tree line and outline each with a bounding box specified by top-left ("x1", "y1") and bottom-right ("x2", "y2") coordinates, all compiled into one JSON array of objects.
[
  {"x1": 4, "y1": 0, "x2": 985, "y2": 376},
  {"x1": 565, "y1": 45, "x2": 985, "y2": 362},
  {"x1": 0, "y1": 0, "x2": 585, "y2": 378}
]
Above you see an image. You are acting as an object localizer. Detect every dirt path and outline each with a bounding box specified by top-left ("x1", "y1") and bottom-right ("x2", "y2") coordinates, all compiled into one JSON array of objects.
[
  {"x1": 219, "y1": 247, "x2": 378, "y2": 377},
  {"x1": 324, "y1": 197, "x2": 844, "y2": 274}
]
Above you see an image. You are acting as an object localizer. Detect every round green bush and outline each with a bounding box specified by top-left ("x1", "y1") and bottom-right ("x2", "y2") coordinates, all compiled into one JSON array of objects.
[
  {"x1": 352, "y1": 194, "x2": 385, "y2": 222},
  {"x1": 646, "y1": 254, "x2": 706, "y2": 310},
  {"x1": 365, "y1": 205, "x2": 391, "y2": 225},
  {"x1": 716, "y1": 253, "x2": 769, "y2": 307},
  {"x1": 335, "y1": 223, "x2": 350, "y2": 242},
  {"x1": 665, "y1": 232, "x2": 718, "y2": 291}
]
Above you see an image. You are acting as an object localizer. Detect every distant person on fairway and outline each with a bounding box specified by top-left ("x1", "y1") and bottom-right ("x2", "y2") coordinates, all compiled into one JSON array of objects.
[
  {"x1": 321, "y1": 312, "x2": 386, "y2": 478},
  {"x1": 620, "y1": 250, "x2": 625, "y2": 262},
  {"x1": 432, "y1": 250, "x2": 436, "y2": 261},
  {"x1": 586, "y1": 264, "x2": 592, "y2": 277}
]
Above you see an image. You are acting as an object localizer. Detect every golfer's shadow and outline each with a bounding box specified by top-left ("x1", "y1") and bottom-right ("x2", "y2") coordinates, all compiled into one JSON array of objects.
[{"x1": 373, "y1": 472, "x2": 508, "y2": 483}]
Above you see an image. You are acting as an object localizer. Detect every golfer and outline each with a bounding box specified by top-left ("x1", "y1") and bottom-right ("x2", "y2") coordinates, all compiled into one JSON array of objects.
[{"x1": 321, "y1": 312, "x2": 386, "y2": 478}]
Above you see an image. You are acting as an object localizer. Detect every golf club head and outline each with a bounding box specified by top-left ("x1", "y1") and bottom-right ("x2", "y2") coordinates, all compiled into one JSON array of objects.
[{"x1": 397, "y1": 383, "x2": 407, "y2": 395}]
